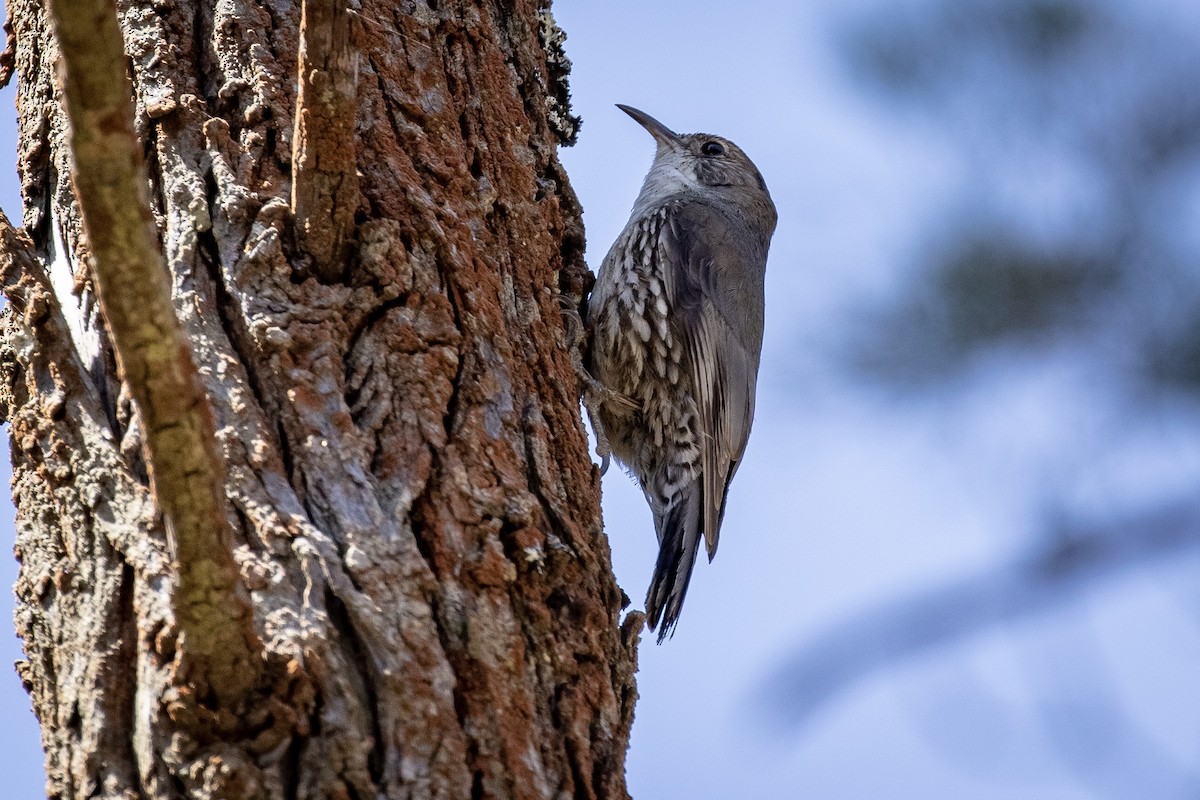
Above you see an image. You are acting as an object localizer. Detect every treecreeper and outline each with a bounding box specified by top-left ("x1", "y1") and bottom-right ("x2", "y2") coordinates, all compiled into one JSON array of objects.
[{"x1": 584, "y1": 104, "x2": 778, "y2": 643}]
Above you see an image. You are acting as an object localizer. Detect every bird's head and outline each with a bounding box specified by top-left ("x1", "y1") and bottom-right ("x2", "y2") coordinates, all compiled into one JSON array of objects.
[{"x1": 618, "y1": 104, "x2": 772, "y2": 209}]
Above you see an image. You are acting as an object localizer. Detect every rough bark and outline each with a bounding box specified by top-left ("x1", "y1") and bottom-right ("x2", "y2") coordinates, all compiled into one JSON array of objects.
[
  {"x1": 290, "y1": 0, "x2": 359, "y2": 280},
  {"x1": 0, "y1": 1, "x2": 639, "y2": 798},
  {"x1": 48, "y1": 0, "x2": 261, "y2": 709}
]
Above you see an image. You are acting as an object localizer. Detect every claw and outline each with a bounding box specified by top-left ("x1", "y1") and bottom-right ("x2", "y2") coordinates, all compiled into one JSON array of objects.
[{"x1": 589, "y1": 406, "x2": 615, "y2": 475}]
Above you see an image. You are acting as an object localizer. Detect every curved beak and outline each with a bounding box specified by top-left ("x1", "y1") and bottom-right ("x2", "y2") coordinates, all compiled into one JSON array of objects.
[{"x1": 616, "y1": 104, "x2": 682, "y2": 149}]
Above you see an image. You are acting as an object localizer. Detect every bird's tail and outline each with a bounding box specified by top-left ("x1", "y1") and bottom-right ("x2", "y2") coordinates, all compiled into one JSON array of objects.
[{"x1": 646, "y1": 482, "x2": 704, "y2": 643}]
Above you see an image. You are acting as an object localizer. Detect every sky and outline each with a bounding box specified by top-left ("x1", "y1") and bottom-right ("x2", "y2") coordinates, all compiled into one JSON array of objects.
[
  {"x1": 555, "y1": 2, "x2": 1200, "y2": 798},
  {"x1": 1, "y1": 0, "x2": 1199, "y2": 798},
  {"x1": 0, "y1": 67, "x2": 45, "y2": 799}
]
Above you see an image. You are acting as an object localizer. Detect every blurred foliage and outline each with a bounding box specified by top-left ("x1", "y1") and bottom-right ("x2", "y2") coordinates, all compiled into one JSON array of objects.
[
  {"x1": 853, "y1": 233, "x2": 1118, "y2": 383},
  {"x1": 931, "y1": 237, "x2": 1111, "y2": 345},
  {"x1": 840, "y1": 0, "x2": 1200, "y2": 391},
  {"x1": 1145, "y1": 312, "x2": 1200, "y2": 391},
  {"x1": 852, "y1": 0, "x2": 1095, "y2": 93},
  {"x1": 792, "y1": 4, "x2": 1200, "y2": 789}
]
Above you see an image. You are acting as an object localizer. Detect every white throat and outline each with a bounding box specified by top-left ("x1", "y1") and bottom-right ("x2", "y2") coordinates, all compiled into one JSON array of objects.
[{"x1": 631, "y1": 160, "x2": 697, "y2": 218}]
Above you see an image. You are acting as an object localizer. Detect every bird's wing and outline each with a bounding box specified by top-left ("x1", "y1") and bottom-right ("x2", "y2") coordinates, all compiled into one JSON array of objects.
[{"x1": 660, "y1": 199, "x2": 764, "y2": 559}]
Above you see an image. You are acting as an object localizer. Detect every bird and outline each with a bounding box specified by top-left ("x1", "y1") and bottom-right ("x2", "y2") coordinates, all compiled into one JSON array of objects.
[{"x1": 584, "y1": 104, "x2": 777, "y2": 642}]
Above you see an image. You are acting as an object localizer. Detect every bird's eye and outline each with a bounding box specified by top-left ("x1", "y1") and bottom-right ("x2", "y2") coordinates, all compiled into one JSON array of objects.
[{"x1": 701, "y1": 141, "x2": 725, "y2": 157}]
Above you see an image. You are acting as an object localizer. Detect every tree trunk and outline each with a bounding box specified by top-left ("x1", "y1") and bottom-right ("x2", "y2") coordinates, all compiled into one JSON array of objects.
[{"x1": 0, "y1": 0, "x2": 639, "y2": 798}]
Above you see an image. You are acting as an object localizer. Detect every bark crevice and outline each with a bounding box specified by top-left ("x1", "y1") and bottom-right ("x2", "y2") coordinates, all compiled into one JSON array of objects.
[{"x1": 4, "y1": 1, "x2": 639, "y2": 797}]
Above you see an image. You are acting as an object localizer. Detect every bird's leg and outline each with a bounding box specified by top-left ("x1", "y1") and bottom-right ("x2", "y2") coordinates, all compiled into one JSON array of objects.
[
  {"x1": 558, "y1": 298, "x2": 640, "y2": 411},
  {"x1": 559, "y1": 295, "x2": 637, "y2": 475}
]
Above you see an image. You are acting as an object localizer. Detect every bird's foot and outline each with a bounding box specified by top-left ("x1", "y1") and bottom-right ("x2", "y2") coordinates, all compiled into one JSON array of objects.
[{"x1": 559, "y1": 296, "x2": 636, "y2": 474}]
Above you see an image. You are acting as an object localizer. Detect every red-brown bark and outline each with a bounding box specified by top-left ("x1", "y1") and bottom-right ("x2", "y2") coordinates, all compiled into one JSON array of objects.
[{"x1": 0, "y1": 1, "x2": 638, "y2": 797}]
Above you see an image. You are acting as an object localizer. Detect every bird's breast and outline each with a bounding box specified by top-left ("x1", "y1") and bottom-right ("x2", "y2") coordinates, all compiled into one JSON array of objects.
[{"x1": 592, "y1": 212, "x2": 685, "y2": 396}]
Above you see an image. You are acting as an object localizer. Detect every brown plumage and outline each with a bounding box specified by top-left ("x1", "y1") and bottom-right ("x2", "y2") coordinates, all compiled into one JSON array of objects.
[{"x1": 586, "y1": 105, "x2": 777, "y2": 642}]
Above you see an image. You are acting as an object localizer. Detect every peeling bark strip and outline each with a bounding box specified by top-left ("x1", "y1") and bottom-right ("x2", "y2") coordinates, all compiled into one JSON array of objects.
[
  {"x1": 291, "y1": 0, "x2": 359, "y2": 281},
  {"x1": 46, "y1": 0, "x2": 260, "y2": 706},
  {"x1": 4, "y1": 0, "x2": 637, "y2": 798}
]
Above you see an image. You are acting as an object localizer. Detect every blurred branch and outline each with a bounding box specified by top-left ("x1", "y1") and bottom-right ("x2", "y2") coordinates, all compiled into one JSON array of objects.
[
  {"x1": 761, "y1": 499, "x2": 1200, "y2": 730},
  {"x1": 47, "y1": 0, "x2": 261, "y2": 704}
]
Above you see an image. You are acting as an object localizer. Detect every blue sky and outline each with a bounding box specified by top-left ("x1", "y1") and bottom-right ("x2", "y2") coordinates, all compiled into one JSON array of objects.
[
  {"x1": 2, "y1": 1, "x2": 1200, "y2": 797},
  {"x1": 0, "y1": 70, "x2": 43, "y2": 798},
  {"x1": 557, "y1": 2, "x2": 1200, "y2": 797}
]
